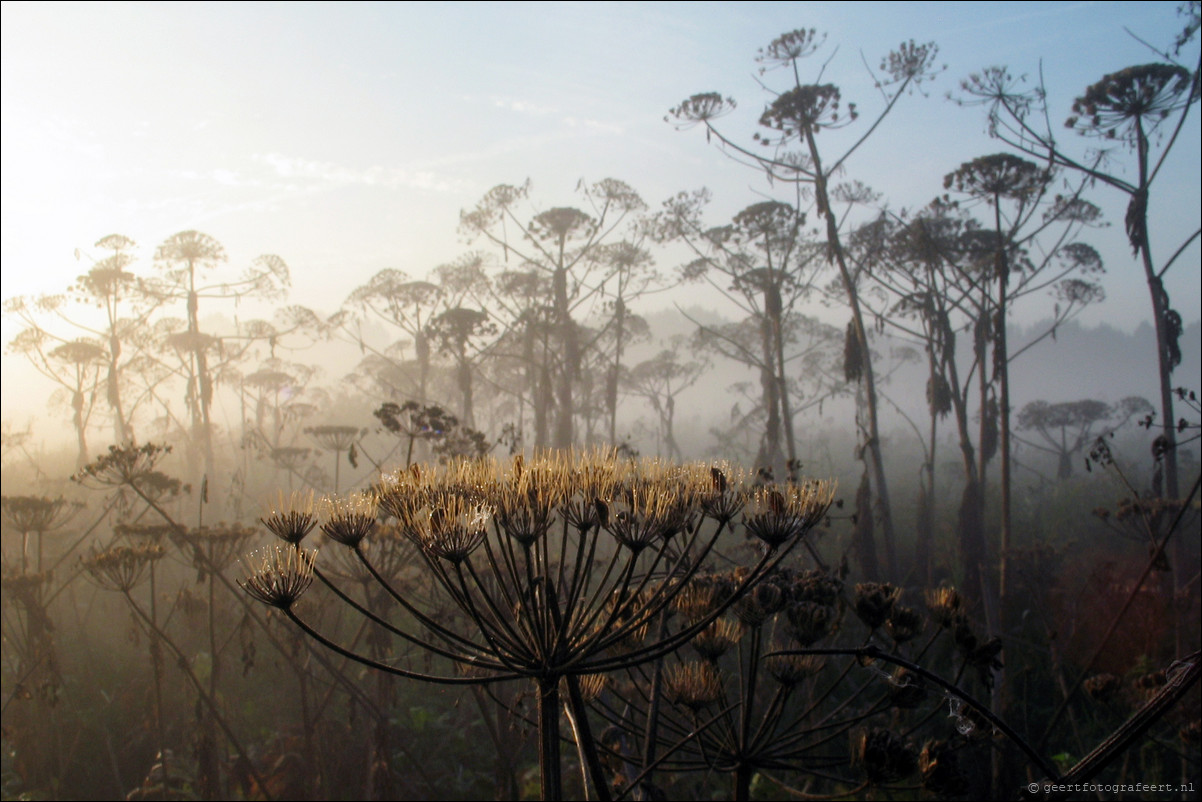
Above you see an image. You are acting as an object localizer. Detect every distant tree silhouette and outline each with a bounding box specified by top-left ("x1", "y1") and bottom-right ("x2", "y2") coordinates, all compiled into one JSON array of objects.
[
  {"x1": 591, "y1": 239, "x2": 660, "y2": 447},
  {"x1": 6, "y1": 330, "x2": 105, "y2": 468},
  {"x1": 657, "y1": 193, "x2": 821, "y2": 479},
  {"x1": 624, "y1": 338, "x2": 709, "y2": 460},
  {"x1": 958, "y1": 7, "x2": 1200, "y2": 505},
  {"x1": 4, "y1": 235, "x2": 171, "y2": 454},
  {"x1": 143, "y1": 231, "x2": 290, "y2": 484},
  {"x1": 857, "y1": 190, "x2": 1104, "y2": 600},
  {"x1": 1017, "y1": 397, "x2": 1154, "y2": 479},
  {"x1": 342, "y1": 270, "x2": 443, "y2": 404},
  {"x1": 428, "y1": 306, "x2": 496, "y2": 429},
  {"x1": 667, "y1": 30, "x2": 943, "y2": 578},
  {"x1": 70, "y1": 235, "x2": 162, "y2": 443},
  {"x1": 460, "y1": 179, "x2": 648, "y2": 448}
]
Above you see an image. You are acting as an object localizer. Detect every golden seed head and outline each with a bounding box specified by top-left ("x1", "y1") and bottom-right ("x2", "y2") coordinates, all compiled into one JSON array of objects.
[
  {"x1": 494, "y1": 459, "x2": 563, "y2": 546},
  {"x1": 690, "y1": 618, "x2": 744, "y2": 661},
  {"x1": 404, "y1": 492, "x2": 493, "y2": 563},
  {"x1": 261, "y1": 490, "x2": 319, "y2": 544},
  {"x1": 924, "y1": 587, "x2": 963, "y2": 628},
  {"x1": 238, "y1": 545, "x2": 316, "y2": 609},
  {"x1": 741, "y1": 480, "x2": 835, "y2": 549},
  {"x1": 560, "y1": 673, "x2": 608, "y2": 703},
  {"x1": 673, "y1": 574, "x2": 734, "y2": 623},
  {"x1": 319, "y1": 492, "x2": 378, "y2": 548},
  {"x1": 603, "y1": 484, "x2": 687, "y2": 552},
  {"x1": 764, "y1": 651, "x2": 824, "y2": 686},
  {"x1": 665, "y1": 661, "x2": 724, "y2": 711}
]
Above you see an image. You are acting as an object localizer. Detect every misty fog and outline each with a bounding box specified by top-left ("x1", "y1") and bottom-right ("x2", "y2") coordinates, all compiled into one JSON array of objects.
[{"x1": 2, "y1": 3, "x2": 1199, "y2": 801}]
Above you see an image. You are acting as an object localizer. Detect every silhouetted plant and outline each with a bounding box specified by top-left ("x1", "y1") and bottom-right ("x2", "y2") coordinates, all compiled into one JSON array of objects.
[
  {"x1": 668, "y1": 30, "x2": 943, "y2": 580},
  {"x1": 304, "y1": 424, "x2": 363, "y2": 493},
  {"x1": 958, "y1": 14, "x2": 1200, "y2": 514},
  {"x1": 242, "y1": 451, "x2": 834, "y2": 800}
]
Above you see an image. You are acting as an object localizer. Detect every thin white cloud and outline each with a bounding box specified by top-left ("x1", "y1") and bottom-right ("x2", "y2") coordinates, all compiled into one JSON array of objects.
[
  {"x1": 255, "y1": 153, "x2": 469, "y2": 194},
  {"x1": 212, "y1": 168, "x2": 245, "y2": 187},
  {"x1": 562, "y1": 116, "x2": 625, "y2": 135},
  {"x1": 490, "y1": 96, "x2": 557, "y2": 116}
]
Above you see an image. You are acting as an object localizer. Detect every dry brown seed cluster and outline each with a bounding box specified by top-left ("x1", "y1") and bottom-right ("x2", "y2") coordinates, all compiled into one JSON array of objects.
[
  {"x1": 0, "y1": 569, "x2": 53, "y2": 597},
  {"x1": 261, "y1": 491, "x2": 318, "y2": 544},
  {"x1": 238, "y1": 546, "x2": 316, "y2": 609},
  {"x1": 690, "y1": 618, "x2": 743, "y2": 661},
  {"x1": 81, "y1": 543, "x2": 165, "y2": 592},
  {"x1": 885, "y1": 605, "x2": 924, "y2": 644},
  {"x1": 887, "y1": 668, "x2": 926, "y2": 709},
  {"x1": 319, "y1": 492, "x2": 378, "y2": 548},
  {"x1": 1083, "y1": 672, "x2": 1123, "y2": 703},
  {"x1": 786, "y1": 601, "x2": 836, "y2": 646},
  {"x1": 113, "y1": 523, "x2": 185, "y2": 544},
  {"x1": 732, "y1": 577, "x2": 788, "y2": 627},
  {"x1": 742, "y1": 481, "x2": 835, "y2": 549},
  {"x1": 764, "y1": 651, "x2": 824, "y2": 687},
  {"x1": 853, "y1": 582, "x2": 901, "y2": 630},
  {"x1": 0, "y1": 496, "x2": 82, "y2": 533},
  {"x1": 665, "y1": 661, "x2": 724, "y2": 711},
  {"x1": 919, "y1": 738, "x2": 968, "y2": 798},
  {"x1": 175, "y1": 523, "x2": 257, "y2": 573}
]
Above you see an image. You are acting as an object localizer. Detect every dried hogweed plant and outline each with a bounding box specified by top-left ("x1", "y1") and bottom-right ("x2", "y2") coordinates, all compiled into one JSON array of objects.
[
  {"x1": 589, "y1": 572, "x2": 1041, "y2": 801},
  {"x1": 241, "y1": 450, "x2": 834, "y2": 800}
]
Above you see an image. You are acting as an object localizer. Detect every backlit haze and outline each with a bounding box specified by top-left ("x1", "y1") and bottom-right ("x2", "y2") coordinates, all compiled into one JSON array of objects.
[{"x1": 3, "y1": 1, "x2": 1200, "y2": 447}]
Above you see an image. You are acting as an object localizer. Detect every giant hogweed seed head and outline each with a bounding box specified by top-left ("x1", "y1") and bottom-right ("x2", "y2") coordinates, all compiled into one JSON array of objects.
[
  {"x1": 82, "y1": 543, "x2": 165, "y2": 593},
  {"x1": 239, "y1": 545, "x2": 316, "y2": 609},
  {"x1": 261, "y1": 491, "x2": 318, "y2": 545},
  {"x1": 319, "y1": 492, "x2": 378, "y2": 548}
]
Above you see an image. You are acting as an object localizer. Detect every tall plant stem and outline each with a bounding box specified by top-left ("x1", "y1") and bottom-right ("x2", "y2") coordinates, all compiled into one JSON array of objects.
[
  {"x1": 804, "y1": 126, "x2": 894, "y2": 579},
  {"x1": 565, "y1": 675, "x2": 613, "y2": 801},
  {"x1": 122, "y1": 591, "x2": 274, "y2": 800},
  {"x1": 538, "y1": 677, "x2": 564, "y2": 801},
  {"x1": 147, "y1": 561, "x2": 171, "y2": 795}
]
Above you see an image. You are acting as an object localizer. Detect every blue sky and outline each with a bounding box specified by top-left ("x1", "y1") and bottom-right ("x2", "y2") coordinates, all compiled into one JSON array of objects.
[{"x1": 2, "y1": 1, "x2": 1198, "y2": 333}]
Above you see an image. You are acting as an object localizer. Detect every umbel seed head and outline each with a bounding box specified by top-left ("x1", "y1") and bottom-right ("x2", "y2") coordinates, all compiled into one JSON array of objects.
[
  {"x1": 404, "y1": 492, "x2": 492, "y2": 563},
  {"x1": 925, "y1": 586, "x2": 963, "y2": 628},
  {"x1": 239, "y1": 545, "x2": 316, "y2": 609},
  {"x1": 854, "y1": 582, "x2": 901, "y2": 630},
  {"x1": 81, "y1": 543, "x2": 164, "y2": 593},
  {"x1": 319, "y1": 492, "x2": 378, "y2": 548},
  {"x1": 742, "y1": 482, "x2": 834, "y2": 549},
  {"x1": 665, "y1": 661, "x2": 724, "y2": 711},
  {"x1": 261, "y1": 491, "x2": 318, "y2": 545},
  {"x1": 858, "y1": 727, "x2": 917, "y2": 784}
]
